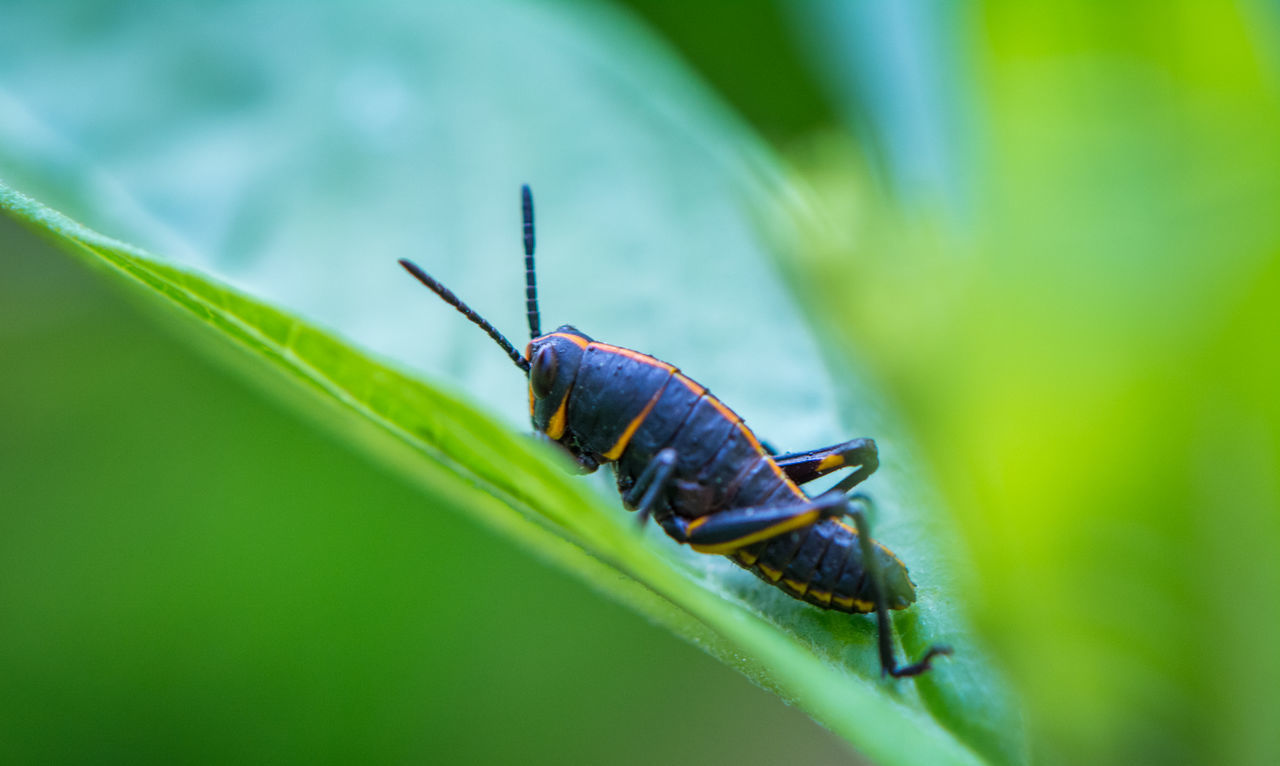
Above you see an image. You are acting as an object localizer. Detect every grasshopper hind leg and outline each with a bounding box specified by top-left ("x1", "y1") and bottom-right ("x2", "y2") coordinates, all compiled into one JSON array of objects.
[{"x1": 841, "y1": 493, "x2": 952, "y2": 677}]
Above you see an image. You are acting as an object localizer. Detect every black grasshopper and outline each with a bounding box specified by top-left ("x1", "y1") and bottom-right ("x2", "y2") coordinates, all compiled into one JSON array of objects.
[{"x1": 399, "y1": 186, "x2": 950, "y2": 677}]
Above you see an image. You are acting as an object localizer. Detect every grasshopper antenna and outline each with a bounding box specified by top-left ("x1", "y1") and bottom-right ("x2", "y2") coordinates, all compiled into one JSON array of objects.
[
  {"x1": 398, "y1": 258, "x2": 531, "y2": 374},
  {"x1": 522, "y1": 184, "x2": 541, "y2": 340}
]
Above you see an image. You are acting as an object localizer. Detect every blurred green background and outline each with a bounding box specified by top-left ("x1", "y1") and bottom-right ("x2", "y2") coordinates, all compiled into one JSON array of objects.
[{"x1": 3, "y1": 1, "x2": 1280, "y2": 765}]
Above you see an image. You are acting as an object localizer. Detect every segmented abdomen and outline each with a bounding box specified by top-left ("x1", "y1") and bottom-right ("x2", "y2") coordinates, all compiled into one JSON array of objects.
[
  {"x1": 730, "y1": 518, "x2": 867, "y2": 612},
  {"x1": 561, "y1": 342, "x2": 914, "y2": 613}
]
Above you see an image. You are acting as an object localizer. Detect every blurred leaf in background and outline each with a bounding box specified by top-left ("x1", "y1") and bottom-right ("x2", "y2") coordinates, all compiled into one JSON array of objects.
[{"x1": 777, "y1": 1, "x2": 1280, "y2": 765}]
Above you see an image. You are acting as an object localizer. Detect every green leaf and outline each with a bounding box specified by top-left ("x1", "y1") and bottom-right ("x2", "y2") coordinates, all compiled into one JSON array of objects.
[{"x1": 0, "y1": 2, "x2": 1022, "y2": 764}]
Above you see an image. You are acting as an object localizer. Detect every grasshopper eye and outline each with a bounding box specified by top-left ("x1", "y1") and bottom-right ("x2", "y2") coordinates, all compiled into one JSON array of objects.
[{"x1": 530, "y1": 345, "x2": 558, "y2": 399}]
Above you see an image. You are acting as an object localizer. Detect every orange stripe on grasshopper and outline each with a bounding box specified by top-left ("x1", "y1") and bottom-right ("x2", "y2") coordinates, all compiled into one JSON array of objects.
[
  {"x1": 601, "y1": 380, "x2": 670, "y2": 460},
  {"x1": 589, "y1": 342, "x2": 675, "y2": 372},
  {"x1": 672, "y1": 372, "x2": 705, "y2": 396},
  {"x1": 545, "y1": 392, "x2": 571, "y2": 440},
  {"x1": 687, "y1": 508, "x2": 822, "y2": 555}
]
